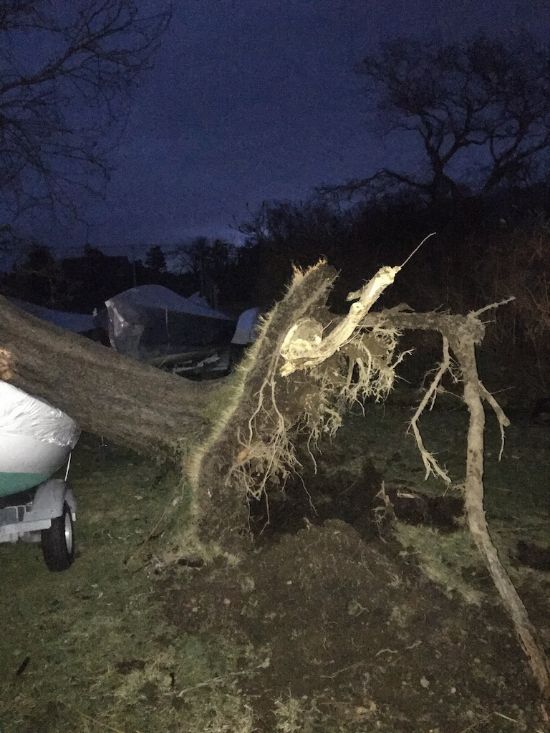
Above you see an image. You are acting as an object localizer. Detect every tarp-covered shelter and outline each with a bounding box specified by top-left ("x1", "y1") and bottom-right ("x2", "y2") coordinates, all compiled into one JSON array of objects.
[
  {"x1": 103, "y1": 284, "x2": 236, "y2": 362},
  {"x1": 9, "y1": 298, "x2": 95, "y2": 334}
]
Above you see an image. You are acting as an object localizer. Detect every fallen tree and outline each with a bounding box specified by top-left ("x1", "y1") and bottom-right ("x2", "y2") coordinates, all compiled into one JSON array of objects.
[
  {"x1": 1, "y1": 258, "x2": 549, "y2": 699},
  {"x1": 0, "y1": 299, "x2": 220, "y2": 456}
]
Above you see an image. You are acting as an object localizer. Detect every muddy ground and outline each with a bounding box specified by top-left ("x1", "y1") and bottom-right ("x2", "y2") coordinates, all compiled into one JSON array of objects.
[{"x1": 1, "y1": 391, "x2": 549, "y2": 732}]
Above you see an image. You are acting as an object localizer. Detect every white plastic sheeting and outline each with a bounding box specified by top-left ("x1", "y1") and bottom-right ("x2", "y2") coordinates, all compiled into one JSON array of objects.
[
  {"x1": 0, "y1": 382, "x2": 80, "y2": 448},
  {"x1": 106, "y1": 284, "x2": 231, "y2": 321},
  {"x1": 0, "y1": 382, "x2": 80, "y2": 478},
  {"x1": 231, "y1": 307, "x2": 260, "y2": 345}
]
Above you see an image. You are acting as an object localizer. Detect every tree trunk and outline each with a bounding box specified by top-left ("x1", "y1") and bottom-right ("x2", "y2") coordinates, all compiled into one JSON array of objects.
[
  {"x1": 189, "y1": 261, "x2": 337, "y2": 553},
  {"x1": 1, "y1": 263, "x2": 338, "y2": 554},
  {"x1": 0, "y1": 295, "x2": 219, "y2": 458}
]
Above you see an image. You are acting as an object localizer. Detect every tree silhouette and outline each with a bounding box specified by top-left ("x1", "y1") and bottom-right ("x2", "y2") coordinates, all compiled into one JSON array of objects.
[
  {"x1": 330, "y1": 34, "x2": 550, "y2": 203},
  {"x1": 0, "y1": 1, "x2": 171, "y2": 235},
  {"x1": 145, "y1": 245, "x2": 167, "y2": 272}
]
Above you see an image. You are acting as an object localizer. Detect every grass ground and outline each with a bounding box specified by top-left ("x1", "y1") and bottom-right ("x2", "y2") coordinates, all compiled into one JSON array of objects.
[
  {"x1": 0, "y1": 438, "x2": 252, "y2": 733},
  {"x1": 0, "y1": 391, "x2": 549, "y2": 732}
]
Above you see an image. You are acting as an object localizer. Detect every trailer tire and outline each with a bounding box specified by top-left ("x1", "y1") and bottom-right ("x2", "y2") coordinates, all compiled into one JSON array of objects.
[{"x1": 41, "y1": 502, "x2": 75, "y2": 571}]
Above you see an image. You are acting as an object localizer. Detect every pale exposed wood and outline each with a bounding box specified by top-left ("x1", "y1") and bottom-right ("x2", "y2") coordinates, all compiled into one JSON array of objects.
[
  {"x1": 408, "y1": 334, "x2": 452, "y2": 484},
  {"x1": 280, "y1": 265, "x2": 400, "y2": 375}
]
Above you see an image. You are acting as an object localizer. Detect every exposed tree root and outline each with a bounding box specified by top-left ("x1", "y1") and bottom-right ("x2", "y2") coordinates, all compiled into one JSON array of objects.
[
  {"x1": 359, "y1": 306, "x2": 550, "y2": 700},
  {"x1": 192, "y1": 258, "x2": 550, "y2": 699},
  {"x1": 190, "y1": 263, "x2": 410, "y2": 553},
  {"x1": 453, "y1": 323, "x2": 550, "y2": 701},
  {"x1": 188, "y1": 261, "x2": 339, "y2": 554},
  {"x1": 408, "y1": 334, "x2": 453, "y2": 484}
]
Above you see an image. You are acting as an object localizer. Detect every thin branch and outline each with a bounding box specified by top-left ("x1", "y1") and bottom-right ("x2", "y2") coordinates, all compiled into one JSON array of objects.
[{"x1": 407, "y1": 335, "x2": 452, "y2": 483}]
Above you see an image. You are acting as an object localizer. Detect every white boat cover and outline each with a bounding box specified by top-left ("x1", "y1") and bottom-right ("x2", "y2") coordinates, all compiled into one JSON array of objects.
[
  {"x1": 0, "y1": 382, "x2": 80, "y2": 448},
  {"x1": 106, "y1": 284, "x2": 231, "y2": 321},
  {"x1": 231, "y1": 307, "x2": 260, "y2": 345}
]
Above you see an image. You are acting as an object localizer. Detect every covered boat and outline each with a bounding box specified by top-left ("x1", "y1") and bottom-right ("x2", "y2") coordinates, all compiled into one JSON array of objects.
[
  {"x1": 102, "y1": 284, "x2": 236, "y2": 362},
  {"x1": 0, "y1": 382, "x2": 80, "y2": 497},
  {"x1": 9, "y1": 297, "x2": 95, "y2": 334}
]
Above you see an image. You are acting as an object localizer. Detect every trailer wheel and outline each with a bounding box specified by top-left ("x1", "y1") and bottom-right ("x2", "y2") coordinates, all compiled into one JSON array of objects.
[{"x1": 41, "y1": 502, "x2": 75, "y2": 571}]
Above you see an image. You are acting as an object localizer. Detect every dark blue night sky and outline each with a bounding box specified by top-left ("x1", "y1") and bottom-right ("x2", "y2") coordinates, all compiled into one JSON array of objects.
[{"x1": 32, "y1": 0, "x2": 550, "y2": 255}]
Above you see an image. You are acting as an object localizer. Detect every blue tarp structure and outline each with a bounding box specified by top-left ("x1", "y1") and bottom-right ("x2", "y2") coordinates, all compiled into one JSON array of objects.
[{"x1": 9, "y1": 298, "x2": 95, "y2": 334}]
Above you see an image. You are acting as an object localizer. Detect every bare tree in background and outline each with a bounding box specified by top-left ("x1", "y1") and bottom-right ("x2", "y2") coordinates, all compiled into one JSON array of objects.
[
  {"x1": 328, "y1": 34, "x2": 550, "y2": 203},
  {"x1": 0, "y1": 0, "x2": 171, "y2": 242}
]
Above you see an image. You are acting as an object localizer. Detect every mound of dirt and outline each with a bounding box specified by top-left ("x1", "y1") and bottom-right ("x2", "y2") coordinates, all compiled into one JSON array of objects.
[{"x1": 165, "y1": 520, "x2": 542, "y2": 732}]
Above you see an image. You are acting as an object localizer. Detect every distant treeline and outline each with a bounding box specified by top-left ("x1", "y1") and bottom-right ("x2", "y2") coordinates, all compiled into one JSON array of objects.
[
  {"x1": 0, "y1": 240, "x2": 258, "y2": 315},
  {"x1": 2, "y1": 184, "x2": 550, "y2": 393}
]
